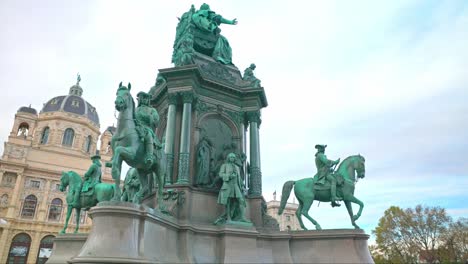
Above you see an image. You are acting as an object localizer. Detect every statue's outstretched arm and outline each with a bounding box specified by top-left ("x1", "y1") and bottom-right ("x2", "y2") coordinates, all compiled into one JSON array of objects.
[{"x1": 220, "y1": 17, "x2": 237, "y2": 25}]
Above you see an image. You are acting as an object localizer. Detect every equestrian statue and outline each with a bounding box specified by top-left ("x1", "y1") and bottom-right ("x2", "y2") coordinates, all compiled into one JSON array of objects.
[
  {"x1": 59, "y1": 154, "x2": 115, "y2": 233},
  {"x1": 279, "y1": 145, "x2": 366, "y2": 230},
  {"x1": 107, "y1": 82, "x2": 166, "y2": 209}
]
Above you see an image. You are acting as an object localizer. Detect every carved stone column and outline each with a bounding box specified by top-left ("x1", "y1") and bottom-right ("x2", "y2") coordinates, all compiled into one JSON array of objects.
[
  {"x1": 247, "y1": 111, "x2": 262, "y2": 196},
  {"x1": 164, "y1": 93, "x2": 178, "y2": 185},
  {"x1": 176, "y1": 92, "x2": 194, "y2": 184},
  {"x1": 0, "y1": 170, "x2": 4, "y2": 185}
]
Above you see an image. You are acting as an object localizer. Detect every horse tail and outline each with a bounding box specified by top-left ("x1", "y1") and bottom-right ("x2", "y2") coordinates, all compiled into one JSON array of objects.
[{"x1": 278, "y1": 181, "x2": 295, "y2": 215}]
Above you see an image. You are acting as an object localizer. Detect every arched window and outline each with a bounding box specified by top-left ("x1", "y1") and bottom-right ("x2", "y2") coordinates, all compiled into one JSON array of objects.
[
  {"x1": 1, "y1": 194, "x2": 8, "y2": 206},
  {"x1": 47, "y1": 198, "x2": 63, "y2": 221},
  {"x1": 7, "y1": 233, "x2": 32, "y2": 264},
  {"x1": 84, "y1": 135, "x2": 92, "y2": 153},
  {"x1": 40, "y1": 127, "x2": 49, "y2": 144},
  {"x1": 21, "y1": 195, "x2": 37, "y2": 219},
  {"x1": 62, "y1": 128, "x2": 74, "y2": 147},
  {"x1": 17, "y1": 123, "x2": 29, "y2": 137},
  {"x1": 36, "y1": 235, "x2": 55, "y2": 264}
]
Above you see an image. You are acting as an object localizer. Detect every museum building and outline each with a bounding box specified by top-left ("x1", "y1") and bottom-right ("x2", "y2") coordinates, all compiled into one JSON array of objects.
[{"x1": 0, "y1": 79, "x2": 114, "y2": 264}]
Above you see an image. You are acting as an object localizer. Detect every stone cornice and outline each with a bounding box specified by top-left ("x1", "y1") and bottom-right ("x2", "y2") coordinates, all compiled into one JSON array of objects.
[{"x1": 158, "y1": 66, "x2": 268, "y2": 108}]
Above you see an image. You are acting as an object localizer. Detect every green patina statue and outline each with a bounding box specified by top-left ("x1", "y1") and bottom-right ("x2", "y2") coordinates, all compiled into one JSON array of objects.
[
  {"x1": 135, "y1": 91, "x2": 161, "y2": 167},
  {"x1": 195, "y1": 136, "x2": 214, "y2": 187},
  {"x1": 214, "y1": 153, "x2": 251, "y2": 225},
  {"x1": 108, "y1": 82, "x2": 166, "y2": 210},
  {"x1": 121, "y1": 168, "x2": 141, "y2": 204},
  {"x1": 80, "y1": 154, "x2": 102, "y2": 194},
  {"x1": 279, "y1": 153, "x2": 366, "y2": 230},
  {"x1": 243, "y1": 63, "x2": 261, "y2": 88},
  {"x1": 173, "y1": 3, "x2": 238, "y2": 65},
  {"x1": 59, "y1": 166, "x2": 115, "y2": 233},
  {"x1": 313, "y1": 144, "x2": 341, "y2": 207}
]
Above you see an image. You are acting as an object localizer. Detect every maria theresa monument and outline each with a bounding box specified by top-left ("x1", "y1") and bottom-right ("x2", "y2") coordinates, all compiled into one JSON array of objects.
[{"x1": 2, "y1": 4, "x2": 374, "y2": 263}]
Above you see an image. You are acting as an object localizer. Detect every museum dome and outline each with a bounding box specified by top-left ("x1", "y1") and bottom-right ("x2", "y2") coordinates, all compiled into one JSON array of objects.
[{"x1": 40, "y1": 78, "x2": 100, "y2": 126}]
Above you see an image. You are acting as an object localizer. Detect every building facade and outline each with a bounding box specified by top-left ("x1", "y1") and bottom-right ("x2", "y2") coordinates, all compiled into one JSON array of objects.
[
  {"x1": 0, "y1": 80, "x2": 114, "y2": 264},
  {"x1": 266, "y1": 199, "x2": 301, "y2": 231}
]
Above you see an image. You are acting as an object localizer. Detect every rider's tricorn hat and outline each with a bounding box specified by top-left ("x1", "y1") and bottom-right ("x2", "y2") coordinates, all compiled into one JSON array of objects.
[
  {"x1": 90, "y1": 154, "x2": 101, "y2": 160},
  {"x1": 136, "y1": 91, "x2": 150, "y2": 98},
  {"x1": 315, "y1": 144, "x2": 327, "y2": 150}
]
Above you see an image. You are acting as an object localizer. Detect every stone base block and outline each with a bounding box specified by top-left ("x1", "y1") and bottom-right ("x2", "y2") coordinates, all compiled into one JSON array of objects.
[
  {"x1": 46, "y1": 233, "x2": 88, "y2": 264},
  {"x1": 63, "y1": 202, "x2": 373, "y2": 263}
]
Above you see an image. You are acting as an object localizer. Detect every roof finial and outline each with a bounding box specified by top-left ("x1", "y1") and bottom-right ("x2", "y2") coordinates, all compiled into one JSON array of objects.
[{"x1": 77, "y1": 73, "x2": 81, "y2": 85}]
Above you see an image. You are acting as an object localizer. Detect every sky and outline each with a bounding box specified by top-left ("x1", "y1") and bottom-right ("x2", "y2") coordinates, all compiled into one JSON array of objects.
[{"x1": 1, "y1": 0, "x2": 467, "y2": 238}]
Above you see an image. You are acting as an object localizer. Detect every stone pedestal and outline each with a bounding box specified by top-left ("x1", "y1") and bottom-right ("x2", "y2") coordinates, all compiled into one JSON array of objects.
[
  {"x1": 62, "y1": 202, "x2": 373, "y2": 264},
  {"x1": 46, "y1": 233, "x2": 88, "y2": 264}
]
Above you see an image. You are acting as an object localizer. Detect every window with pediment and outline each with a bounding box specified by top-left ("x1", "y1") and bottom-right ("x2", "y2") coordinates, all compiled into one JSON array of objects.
[
  {"x1": 21, "y1": 195, "x2": 37, "y2": 219},
  {"x1": 48, "y1": 198, "x2": 63, "y2": 221}
]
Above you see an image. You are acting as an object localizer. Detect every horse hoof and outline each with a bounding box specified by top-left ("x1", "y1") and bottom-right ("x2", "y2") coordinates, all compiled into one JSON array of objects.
[
  {"x1": 60, "y1": 230, "x2": 66, "y2": 234},
  {"x1": 316, "y1": 225, "x2": 322, "y2": 230}
]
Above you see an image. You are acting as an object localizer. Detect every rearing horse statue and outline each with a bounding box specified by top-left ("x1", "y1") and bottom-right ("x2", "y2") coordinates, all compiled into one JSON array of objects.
[
  {"x1": 279, "y1": 155, "x2": 366, "y2": 230},
  {"x1": 110, "y1": 82, "x2": 165, "y2": 208}
]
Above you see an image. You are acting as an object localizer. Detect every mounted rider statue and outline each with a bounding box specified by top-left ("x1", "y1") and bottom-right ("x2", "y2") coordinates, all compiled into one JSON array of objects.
[
  {"x1": 313, "y1": 144, "x2": 341, "y2": 207},
  {"x1": 135, "y1": 92, "x2": 162, "y2": 167},
  {"x1": 76, "y1": 154, "x2": 102, "y2": 205}
]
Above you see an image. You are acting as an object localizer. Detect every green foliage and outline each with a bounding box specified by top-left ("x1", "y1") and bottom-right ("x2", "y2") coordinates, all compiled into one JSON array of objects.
[
  {"x1": 372, "y1": 205, "x2": 467, "y2": 264},
  {"x1": 439, "y1": 217, "x2": 468, "y2": 263}
]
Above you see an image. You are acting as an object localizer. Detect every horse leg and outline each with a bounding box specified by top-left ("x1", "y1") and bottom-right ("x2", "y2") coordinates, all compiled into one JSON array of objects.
[
  {"x1": 148, "y1": 172, "x2": 154, "y2": 195},
  {"x1": 295, "y1": 202, "x2": 307, "y2": 230},
  {"x1": 152, "y1": 163, "x2": 168, "y2": 213},
  {"x1": 74, "y1": 208, "x2": 81, "y2": 233},
  {"x1": 135, "y1": 168, "x2": 150, "y2": 204},
  {"x1": 60, "y1": 205, "x2": 73, "y2": 233},
  {"x1": 344, "y1": 201, "x2": 360, "y2": 229},
  {"x1": 348, "y1": 195, "x2": 364, "y2": 222},
  {"x1": 111, "y1": 146, "x2": 134, "y2": 201},
  {"x1": 301, "y1": 195, "x2": 322, "y2": 230}
]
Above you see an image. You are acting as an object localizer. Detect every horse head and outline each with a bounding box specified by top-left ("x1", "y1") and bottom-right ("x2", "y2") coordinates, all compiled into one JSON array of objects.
[
  {"x1": 354, "y1": 154, "x2": 366, "y2": 179},
  {"x1": 59, "y1": 171, "x2": 69, "y2": 192},
  {"x1": 115, "y1": 82, "x2": 133, "y2": 112}
]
